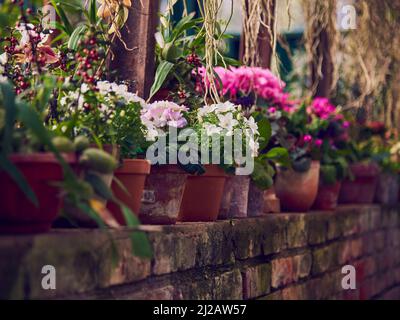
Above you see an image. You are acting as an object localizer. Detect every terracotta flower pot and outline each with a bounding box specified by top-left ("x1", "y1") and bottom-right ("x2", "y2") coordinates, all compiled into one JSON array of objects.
[
  {"x1": 139, "y1": 165, "x2": 188, "y2": 225},
  {"x1": 374, "y1": 172, "x2": 399, "y2": 205},
  {"x1": 275, "y1": 161, "x2": 320, "y2": 212},
  {"x1": 338, "y1": 162, "x2": 379, "y2": 204},
  {"x1": 219, "y1": 175, "x2": 250, "y2": 219},
  {"x1": 107, "y1": 159, "x2": 151, "y2": 225},
  {"x1": 0, "y1": 153, "x2": 75, "y2": 234},
  {"x1": 247, "y1": 180, "x2": 265, "y2": 217},
  {"x1": 312, "y1": 181, "x2": 342, "y2": 211},
  {"x1": 178, "y1": 165, "x2": 227, "y2": 222}
]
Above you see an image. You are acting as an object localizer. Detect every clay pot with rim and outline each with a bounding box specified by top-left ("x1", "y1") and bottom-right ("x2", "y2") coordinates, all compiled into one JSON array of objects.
[
  {"x1": 275, "y1": 161, "x2": 320, "y2": 212},
  {"x1": 312, "y1": 180, "x2": 342, "y2": 211},
  {"x1": 139, "y1": 165, "x2": 188, "y2": 225},
  {"x1": 108, "y1": 159, "x2": 151, "y2": 225},
  {"x1": 219, "y1": 175, "x2": 250, "y2": 219},
  {"x1": 338, "y1": 162, "x2": 379, "y2": 204},
  {"x1": 0, "y1": 153, "x2": 76, "y2": 234},
  {"x1": 178, "y1": 164, "x2": 227, "y2": 222}
]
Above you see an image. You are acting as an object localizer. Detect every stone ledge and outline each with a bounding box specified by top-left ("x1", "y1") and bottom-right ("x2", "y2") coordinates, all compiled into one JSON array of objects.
[{"x1": 0, "y1": 204, "x2": 398, "y2": 299}]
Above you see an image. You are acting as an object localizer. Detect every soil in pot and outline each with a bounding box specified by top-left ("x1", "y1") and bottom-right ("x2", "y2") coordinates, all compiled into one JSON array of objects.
[
  {"x1": 0, "y1": 153, "x2": 76, "y2": 234},
  {"x1": 338, "y1": 162, "x2": 379, "y2": 204},
  {"x1": 178, "y1": 165, "x2": 227, "y2": 222},
  {"x1": 139, "y1": 165, "x2": 188, "y2": 225},
  {"x1": 219, "y1": 175, "x2": 250, "y2": 219},
  {"x1": 312, "y1": 181, "x2": 342, "y2": 211},
  {"x1": 107, "y1": 159, "x2": 151, "y2": 225},
  {"x1": 374, "y1": 172, "x2": 399, "y2": 205},
  {"x1": 275, "y1": 161, "x2": 320, "y2": 212}
]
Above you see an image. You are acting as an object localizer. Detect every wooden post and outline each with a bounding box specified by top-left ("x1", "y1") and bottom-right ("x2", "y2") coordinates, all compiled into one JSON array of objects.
[
  {"x1": 240, "y1": 0, "x2": 276, "y2": 68},
  {"x1": 109, "y1": 0, "x2": 160, "y2": 99}
]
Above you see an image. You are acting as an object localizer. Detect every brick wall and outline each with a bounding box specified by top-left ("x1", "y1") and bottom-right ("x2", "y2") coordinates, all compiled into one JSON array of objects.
[{"x1": 1, "y1": 205, "x2": 399, "y2": 300}]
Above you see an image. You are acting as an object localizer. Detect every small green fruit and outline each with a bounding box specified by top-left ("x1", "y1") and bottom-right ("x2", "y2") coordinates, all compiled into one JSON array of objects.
[
  {"x1": 74, "y1": 136, "x2": 90, "y2": 153},
  {"x1": 78, "y1": 180, "x2": 94, "y2": 198},
  {"x1": 79, "y1": 148, "x2": 118, "y2": 174},
  {"x1": 52, "y1": 136, "x2": 75, "y2": 153}
]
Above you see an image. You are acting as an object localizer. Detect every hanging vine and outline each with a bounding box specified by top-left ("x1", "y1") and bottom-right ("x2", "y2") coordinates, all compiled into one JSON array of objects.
[
  {"x1": 302, "y1": 0, "x2": 339, "y2": 98},
  {"x1": 241, "y1": 0, "x2": 277, "y2": 69},
  {"x1": 198, "y1": 0, "x2": 224, "y2": 104}
]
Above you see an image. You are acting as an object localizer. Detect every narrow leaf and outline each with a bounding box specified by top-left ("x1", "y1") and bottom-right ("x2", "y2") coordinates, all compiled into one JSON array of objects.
[{"x1": 148, "y1": 60, "x2": 174, "y2": 101}]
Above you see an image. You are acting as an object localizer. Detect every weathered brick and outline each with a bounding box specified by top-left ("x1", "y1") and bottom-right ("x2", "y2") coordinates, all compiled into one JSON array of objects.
[
  {"x1": 282, "y1": 284, "x2": 307, "y2": 300},
  {"x1": 308, "y1": 215, "x2": 327, "y2": 245},
  {"x1": 231, "y1": 219, "x2": 265, "y2": 259},
  {"x1": 286, "y1": 215, "x2": 308, "y2": 248},
  {"x1": 122, "y1": 285, "x2": 176, "y2": 300},
  {"x1": 271, "y1": 256, "x2": 295, "y2": 288},
  {"x1": 196, "y1": 222, "x2": 235, "y2": 267},
  {"x1": 262, "y1": 217, "x2": 288, "y2": 255},
  {"x1": 151, "y1": 233, "x2": 197, "y2": 275},
  {"x1": 293, "y1": 252, "x2": 312, "y2": 279},
  {"x1": 312, "y1": 243, "x2": 339, "y2": 274},
  {"x1": 213, "y1": 269, "x2": 243, "y2": 300},
  {"x1": 327, "y1": 215, "x2": 342, "y2": 240},
  {"x1": 242, "y1": 264, "x2": 271, "y2": 299},
  {"x1": 259, "y1": 290, "x2": 283, "y2": 300},
  {"x1": 373, "y1": 231, "x2": 386, "y2": 252},
  {"x1": 337, "y1": 238, "x2": 363, "y2": 265}
]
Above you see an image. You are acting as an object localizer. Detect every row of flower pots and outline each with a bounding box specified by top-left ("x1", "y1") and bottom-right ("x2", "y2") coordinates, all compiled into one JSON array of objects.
[{"x1": 105, "y1": 158, "x2": 398, "y2": 227}]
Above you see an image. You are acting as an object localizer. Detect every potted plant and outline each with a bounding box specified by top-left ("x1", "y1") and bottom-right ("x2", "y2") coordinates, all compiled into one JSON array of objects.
[
  {"x1": 0, "y1": 80, "x2": 118, "y2": 233},
  {"x1": 178, "y1": 101, "x2": 260, "y2": 222},
  {"x1": 54, "y1": 79, "x2": 151, "y2": 224},
  {"x1": 271, "y1": 102, "x2": 322, "y2": 212},
  {"x1": 338, "y1": 121, "x2": 381, "y2": 204},
  {"x1": 306, "y1": 98, "x2": 350, "y2": 211},
  {"x1": 208, "y1": 66, "x2": 290, "y2": 218},
  {"x1": 372, "y1": 130, "x2": 400, "y2": 205},
  {"x1": 138, "y1": 100, "x2": 192, "y2": 224}
]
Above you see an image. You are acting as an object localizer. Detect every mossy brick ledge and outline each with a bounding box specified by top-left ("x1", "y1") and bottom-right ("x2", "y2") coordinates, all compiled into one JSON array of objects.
[{"x1": 1, "y1": 205, "x2": 400, "y2": 300}]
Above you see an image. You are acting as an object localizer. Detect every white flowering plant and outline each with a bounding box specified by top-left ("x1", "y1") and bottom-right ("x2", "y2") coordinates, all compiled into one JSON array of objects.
[
  {"x1": 191, "y1": 101, "x2": 289, "y2": 189},
  {"x1": 54, "y1": 80, "x2": 147, "y2": 159},
  {"x1": 195, "y1": 101, "x2": 260, "y2": 156}
]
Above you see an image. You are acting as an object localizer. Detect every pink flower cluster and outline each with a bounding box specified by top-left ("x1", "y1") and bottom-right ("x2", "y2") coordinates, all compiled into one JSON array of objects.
[
  {"x1": 198, "y1": 66, "x2": 294, "y2": 110},
  {"x1": 308, "y1": 97, "x2": 336, "y2": 120}
]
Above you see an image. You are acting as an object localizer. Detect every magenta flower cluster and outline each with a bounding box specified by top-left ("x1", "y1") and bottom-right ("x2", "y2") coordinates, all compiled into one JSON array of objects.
[
  {"x1": 307, "y1": 97, "x2": 336, "y2": 120},
  {"x1": 198, "y1": 66, "x2": 294, "y2": 110}
]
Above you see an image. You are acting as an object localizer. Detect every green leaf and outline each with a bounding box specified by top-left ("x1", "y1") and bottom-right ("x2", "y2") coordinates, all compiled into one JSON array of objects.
[
  {"x1": 0, "y1": 153, "x2": 38, "y2": 207},
  {"x1": 149, "y1": 60, "x2": 174, "y2": 100},
  {"x1": 251, "y1": 160, "x2": 274, "y2": 190},
  {"x1": 121, "y1": 205, "x2": 139, "y2": 227},
  {"x1": 257, "y1": 117, "x2": 272, "y2": 151},
  {"x1": 88, "y1": 0, "x2": 97, "y2": 25},
  {"x1": 130, "y1": 231, "x2": 153, "y2": 259},
  {"x1": 0, "y1": 81, "x2": 17, "y2": 155},
  {"x1": 265, "y1": 147, "x2": 290, "y2": 167},
  {"x1": 68, "y1": 24, "x2": 88, "y2": 50},
  {"x1": 51, "y1": 0, "x2": 74, "y2": 35}
]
